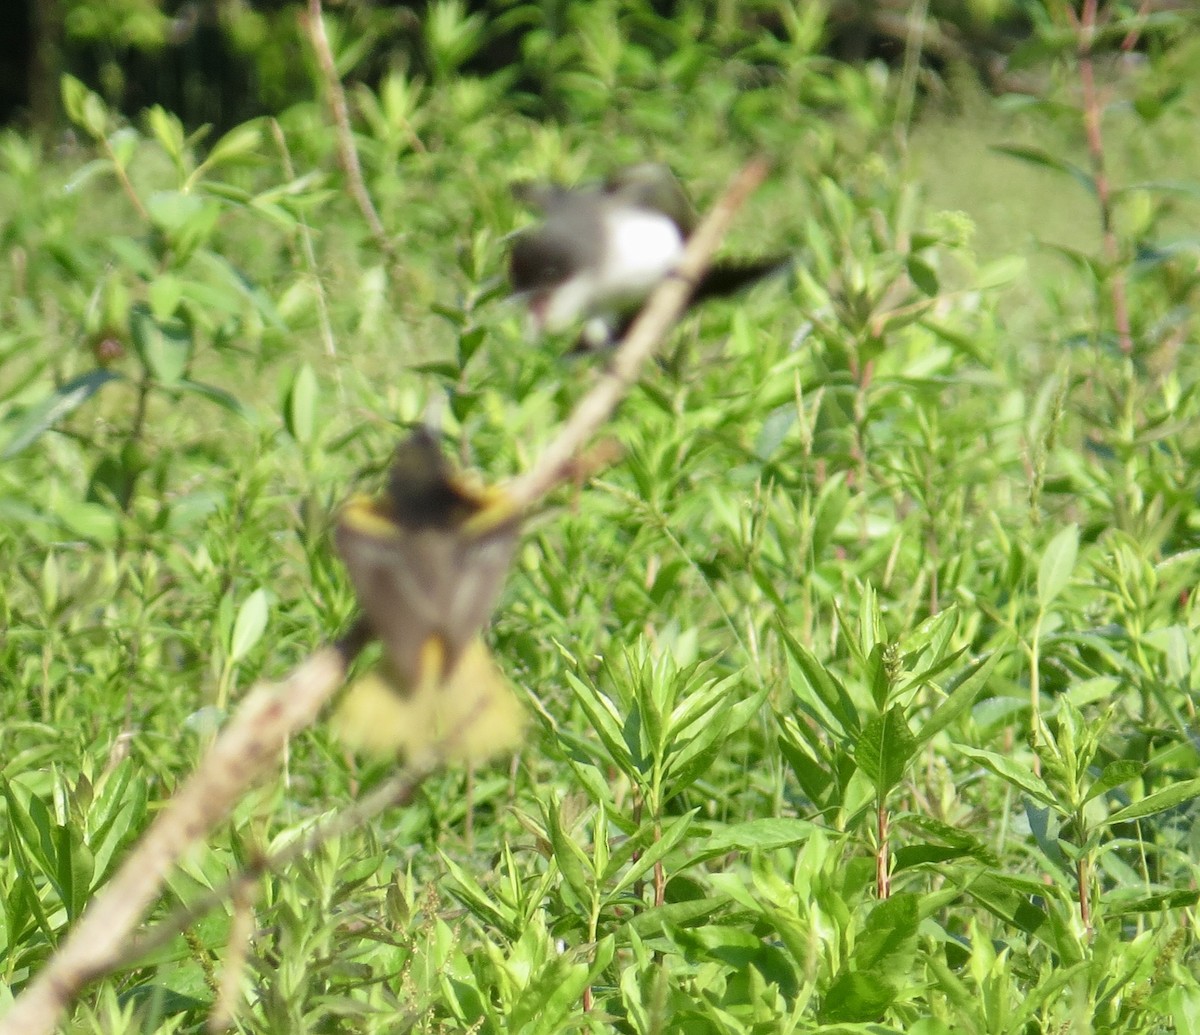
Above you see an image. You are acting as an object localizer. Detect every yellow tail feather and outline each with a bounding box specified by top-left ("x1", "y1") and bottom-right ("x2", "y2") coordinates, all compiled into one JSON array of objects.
[{"x1": 333, "y1": 639, "x2": 524, "y2": 765}]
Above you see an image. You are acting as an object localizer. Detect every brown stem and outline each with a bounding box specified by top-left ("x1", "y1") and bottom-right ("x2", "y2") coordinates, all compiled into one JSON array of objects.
[
  {"x1": 653, "y1": 820, "x2": 666, "y2": 908},
  {"x1": 1074, "y1": 0, "x2": 1133, "y2": 356},
  {"x1": 303, "y1": 0, "x2": 393, "y2": 260},
  {"x1": 103, "y1": 137, "x2": 150, "y2": 223},
  {"x1": 1120, "y1": 0, "x2": 1155, "y2": 52},
  {"x1": 876, "y1": 802, "x2": 891, "y2": 900}
]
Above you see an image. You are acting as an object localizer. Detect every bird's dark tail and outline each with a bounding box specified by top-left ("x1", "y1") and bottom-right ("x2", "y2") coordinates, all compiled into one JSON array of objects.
[
  {"x1": 568, "y1": 255, "x2": 792, "y2": 353},
  {"x1": 693, "y1": 256, "x2": 792, "y2": 303}
]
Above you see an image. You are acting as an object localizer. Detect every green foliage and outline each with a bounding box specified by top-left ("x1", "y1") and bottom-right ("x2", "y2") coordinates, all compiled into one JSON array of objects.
[{"x1": 3, "y1": 2, "x2": 1200, "y2": 1033}]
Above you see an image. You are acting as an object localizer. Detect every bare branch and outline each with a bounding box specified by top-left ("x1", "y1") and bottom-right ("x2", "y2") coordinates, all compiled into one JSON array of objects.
[{"x1": 304, "y1": 0, "x2": 393, "y2": 260}]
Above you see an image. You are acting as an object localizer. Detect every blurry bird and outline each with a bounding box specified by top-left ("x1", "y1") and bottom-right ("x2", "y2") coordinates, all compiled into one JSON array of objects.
[
  {"x1": 509, "y1": 163, "x2": 788, "y2": 351},
  {"x1": 333, "y1": 429, "x2": 524, "y2": 764}
]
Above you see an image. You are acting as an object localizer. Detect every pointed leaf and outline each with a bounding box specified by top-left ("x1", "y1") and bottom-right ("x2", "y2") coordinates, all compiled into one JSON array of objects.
[
  {"x1": 853, "y1": 892, "x2": 919, "y2": 973},
  {"x1": 563, "y1": 670, "x2": 635, "y2": 774},
  {"x1": 779, "y1": 624, "x2": 861, "y2": 737},
  {"x1": 993, "y1": 144, "x2": 1095, "y2": 194},
  {"x1": 542, "y1": 797, "x2": 593, "y2": 906},
  {"x1": 609, "y1": 810, "x2": 696, "y2": 896},
  {"x1": 1038, "y1": 524, "x2": 1079, "y2": 608},
  {"x1": 958, "y1": 745, "x2": 1058, "y2": 807},
  {"x1": 130, "y1": 304, "x2": 192, "y2": 386},
  {"x1": 1083, "y1": 760, "x2": 1144, "y2": 804},
  {"x1": 918, "y1": 651, "x2": 1000, "y2": 746},
  {"x1": 285, "y1": 363, "x2": 318, "y2": 443},
  {"x1": 1107, "y1": 779, "x2": 1200, "y2": 824},
  {"x1": 855, "y1": 706, "x2": 917, "y2": 797},
  {"x1": 229, "y1": 588, "x2": 269, "y2": 663},
  {"x1": 2, "y1": 371, "x2": 121, "y2": 458}
]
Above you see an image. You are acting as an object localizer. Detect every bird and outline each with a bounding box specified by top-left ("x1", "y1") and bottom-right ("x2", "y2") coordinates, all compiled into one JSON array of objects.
[
  {"x1": 508, "y1": 163, "x2": 788, "y2": 351},
  {"x1": 332, "y1": 428, "x2": 524, "y2": 764}
]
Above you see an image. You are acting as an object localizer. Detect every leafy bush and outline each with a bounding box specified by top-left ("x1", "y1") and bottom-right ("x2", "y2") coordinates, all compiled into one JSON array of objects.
[{"x1": 2, "y1": 3, "x2": 1200, "y2": 1033}]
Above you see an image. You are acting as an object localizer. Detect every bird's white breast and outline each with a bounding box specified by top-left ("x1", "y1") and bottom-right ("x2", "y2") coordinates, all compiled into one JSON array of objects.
[
  {"x1": 533, "y1": 203, "x2": 686, "y2": 335},
  {"x1": 598, "y1": 207, "x2": 686, "y2": 299}
]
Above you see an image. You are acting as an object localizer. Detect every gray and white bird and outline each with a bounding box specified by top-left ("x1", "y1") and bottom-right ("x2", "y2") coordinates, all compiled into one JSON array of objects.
[{"x1": 508, "y1": 164, "x2": 787, "y2": 351}]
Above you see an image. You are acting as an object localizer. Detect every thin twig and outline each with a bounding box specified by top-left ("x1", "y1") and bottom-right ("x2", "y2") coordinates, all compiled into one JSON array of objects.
[
  {"x1": 505, "y1": 157, "x2": 770, "y2": 511},
  {"x1": 102, "y1": 136, "x2": 150, "y2": 223},
  {"x1": 1119, "y1": 0, "x2": 1155, "y2": 52},
  {"x1": 123, "y1": 760, "x2": 435, "y2": 970},
  {"x1": 207, "y1": 882, "x2": 254, "y2": 1034},
  {"x1": 270, "y1": 118, "x2": 340, "y2": 363},
  {"x1": 304, "y1": 0, "x2": 394, "y2": 260}
]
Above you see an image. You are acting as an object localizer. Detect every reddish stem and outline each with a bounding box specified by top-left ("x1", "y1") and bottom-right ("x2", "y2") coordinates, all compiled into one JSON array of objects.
[
  {"x1": 876, "y1": 803, "x2": 891, "y2": 900},
  {"x1": 1074, "y1": 0, "x2": 1133, "y2": 355}
]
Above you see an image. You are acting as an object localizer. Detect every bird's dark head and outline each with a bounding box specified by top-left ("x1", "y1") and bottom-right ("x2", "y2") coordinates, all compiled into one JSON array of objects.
[{"x1": 509, "y1": 224, "x2": 583, "y2": 295}]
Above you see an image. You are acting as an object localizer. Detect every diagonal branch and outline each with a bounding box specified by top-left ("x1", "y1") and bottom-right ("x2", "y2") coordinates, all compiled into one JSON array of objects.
[{"x1": 0, "y1": 159, "x2": 768, "y2": 1035}]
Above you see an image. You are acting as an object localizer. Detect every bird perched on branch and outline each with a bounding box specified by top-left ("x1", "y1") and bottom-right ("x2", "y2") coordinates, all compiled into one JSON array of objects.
[
  {"x1": 509, "y1": 163, "x2": 788, "y2": 351},
  {"x1": 333, "y1": 429, "x2": 524, "y2": 764}
]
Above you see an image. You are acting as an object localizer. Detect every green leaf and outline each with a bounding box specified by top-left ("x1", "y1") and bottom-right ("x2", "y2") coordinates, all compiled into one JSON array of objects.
[
  {"x1": 855, "y1": 706, "x2": 917, "y2": 797},
  {"x1": 819, "y1": 970, "x2": 896, "y2": 1023},
  {"x1": 993, "y1": 144, "x2": 1096, "y2": 195},
  {"x1": 54, "y1": 500, "x2": 120, "y2": 545},
  {"x1": 563, "y1": 668, "x2": 637, "y2": 776},
  {"x1": 202, "y1": 121, "x2": 264, "y2": 170},
  {"x1": 906, "y1": 254, "x2": 939, "y2": 295},
  {"x1": 608, "y1": 810, "x2": 695, "y2": 896},
  {"x1": 54, "y1": 825, "x2": 95, "y2": 921},
  {"x1": 667, "y1": 677, "x2": 766, "y2": 792},
  {"x1": 286, "y1": 363, "x2": 318, "y2": 444},
  {"x1": 777, "y1": 728, "x2": 833, "y2": 803},
  {"x1": 1107, "y1": 779, "x2": 1200, "y2": 824},
  {"x1": 1037, "y1": 524, "x2": 1079, "y2": 608},
  {"x1": 542, "y1": 797, "x2": 593, "y2": 906},
  {"x1": 1082, "y1": 759, "x2": 1144, "y2": 804},
  {"x1": 779, "y1": 624, "x2": 861, "y2": 737},
  {"x1": 688, "y1": 818, "x2": 817, "y2": 864},
  {"x1": 958, "y1": 746, "x2": 1058, "y2": 807},
  {"x1": 1, "y1": 779, "x2": 55, "y2": 875},
  {"x1": 147, "y1": 274, "x2": 185, "y2": 320},
  {"x1": 917, "y1": 651, "x2": 1000, "y2": 746},
  {"x1": 893, "y1": 843, "x2": 973, "y2": 870},
  {"x1": 146, "y1": 190, "x2": 207, "y2": 233},
  {"x1": 62, "y1": 75, "x2": 108, "y2": 138},
  {"x1": 229, "y1": 588, "x2": 269, "y2": 663},
  {"x1": 440, "y1": 852, "x2": 519, "y2": 937},
  {"x1": 129, "y1": 304, "x2": 192, "y2": 386},
  {"x1": 2, "y1": 371, "x2": 122, "y2": 458},
  {"x1": 853, "y1": 892, "x2": 919, "y2": 973},
  {"x1": 1107, "y1": 889, "x2": 1200, "y2": 916},
  {"x1": 146, "y1": 105, "x2": 185, "y2": 160},
  {"x1": 176, "y1": 379, "x2": 254, "y2": 420}
]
